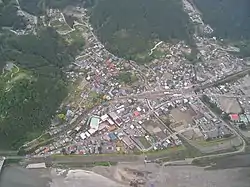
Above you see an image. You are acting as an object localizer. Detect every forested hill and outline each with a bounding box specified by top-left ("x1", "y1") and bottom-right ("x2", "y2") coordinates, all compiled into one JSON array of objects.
[
  {"x1": 0, "y1": 1, "x2": 83, "y2": 150},
  {"x1": 89, "y1": 0, "x2": 194, "y2": 63},
  {"x1": 0, "y1": 0, "x2": 26, "y2": 29},
  {"x1": 193, "y1": 0, "x2": 250, "y2": 40},
  {"x1": 0, "y1": 28, "x2": 74, "y2": 150},
  {"x1": 193, "y1": 0, "x2": 250, "y2": 57}
]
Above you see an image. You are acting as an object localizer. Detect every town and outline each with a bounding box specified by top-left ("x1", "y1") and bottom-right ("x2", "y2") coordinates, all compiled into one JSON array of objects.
[{"x1": 12, "y1": 2, "x2": 249, "y2": 160}]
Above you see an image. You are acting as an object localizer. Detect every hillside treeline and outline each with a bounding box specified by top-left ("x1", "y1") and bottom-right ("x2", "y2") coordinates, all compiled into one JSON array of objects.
[
  {"x1": 0, "y1": 27, "x2": 80, "y2": 149},
  {"x1": 90, "y1": 0, "x2": 194, "y2": 62},
  {"x1": 193, "y1": 0, "x2": 250, "y2": 57}
]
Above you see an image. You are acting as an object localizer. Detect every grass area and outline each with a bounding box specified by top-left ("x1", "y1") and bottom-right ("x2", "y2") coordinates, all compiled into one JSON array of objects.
[
  {"x1": 0, "y1": 150, "x2": 18, "y2": 156},
  {"x1": 92, "y1": 161, "x2": 117, "y2": 166},
  {"x1": 138, "y1": 137, "x2": 151, "y2": 149},
  {"x1": 57, "y1": 161, "x2": 118, "y2": 169},
  {"x1": 52, "y1": 153, "x2": 128, "y2": 158},
  {"x1": 57, "y1": 25, "x2": 72, "y2": 32},
  {"x1": 147, "y1": 145, "x2": 185, "y2": 155},
  {"x1": 134, "y1": 51, "x2": 154, "y2": 64},
  {"x1": 178, "y1": 135, "x2": 203, "y2": 156},
  {"x1": 52, "y1": 146, "x2": 186, "y2": 159},
  {"x1": 64, "y1": 78, "x2": 89, "y2": 105},
  {"x1": 115, "y1": 71, "x2": 139, "y2": 85},
  {"x1": 37, "y1": 133, "x2": 51, "y2": 143},
  {"x1": 192, "y1": 152, "x2": 250, "y2": 169},
  {"x1": 68, "y1": 29, "x2": 84, "y2": 41},
  {"x1": 5, "y1": 158, "x2": 22, "y2": 164},
  {"x1": 149, "y1": 146, "x2": 191, "y2": 162},
  {"x1": 151, "y1": 49, "x2": 165, "y2": 58},
  {"x1": 192, "y1": 137, "x2": 234, "y2": 147},
  {"x1": 50, "y1": 19, "x2": 64, "y2": 27},
  {"x1": 50, "y1": 19, "x2": 72, "y2": 32}
]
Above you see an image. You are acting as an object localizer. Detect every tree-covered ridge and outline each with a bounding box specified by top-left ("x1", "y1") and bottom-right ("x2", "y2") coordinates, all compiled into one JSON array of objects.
[
  {"x1": 90, "y1": 0, "x2": 194, "y2": 63},
  {"x1": 0, "y1": 0, "x2": 26, "y2": 29},
  {"x1": 0, "y1": 0, "x2": 86, "y2": 150},
  {"x1": 0, "y1": 27, "x2": 79, "y2": 150},
  {"x1": 193, "y1": 0, "x2": 250, "y2": 57},
  {"x1": 193, "y1": 0, "x2": 250, "y2": 41}
]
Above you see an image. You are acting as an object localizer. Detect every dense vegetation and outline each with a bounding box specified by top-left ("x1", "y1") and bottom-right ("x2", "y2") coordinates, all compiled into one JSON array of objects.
[
  {"x1": 116, "y1": 72, "x2": 138, "y2": 84},
  {"x1": 193, "y1": 0, "x2": 250, "y2": 57},
  {"x1": 90, "y1": 0, "x2": 194, "y2": 63},
  {"x1": 0, "y1": 0, "x2": 88, "y2": 150},
  {"x1": 0, "y1": 0, "x2": 26, "y2": 29},
  {"x1": 201, "y1": 95, "x2": 230, "y2": 121},
  {"x1": 0, "y1": 27, "x2": 80, "y2": 149}
]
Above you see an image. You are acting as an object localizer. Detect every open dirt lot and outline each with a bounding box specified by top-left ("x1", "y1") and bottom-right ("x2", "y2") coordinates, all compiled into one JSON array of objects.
[
  {"x1": 218, "y1": 97, "x2": 242, "y2": 114},
  {"x1": 142, "y1": 119, "x2": 168, "y2": 139},
  {"x1": 93, "y1": 162, "x2": 250, "y2": 187},
  {"x1": 170, "y1": 108, "x2": 196, "y2": 125}
]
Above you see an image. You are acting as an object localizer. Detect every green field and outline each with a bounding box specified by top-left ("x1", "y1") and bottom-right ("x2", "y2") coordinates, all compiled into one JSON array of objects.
[{"x1": 138, "y1": 137, "x2": 152, "y2": 149}]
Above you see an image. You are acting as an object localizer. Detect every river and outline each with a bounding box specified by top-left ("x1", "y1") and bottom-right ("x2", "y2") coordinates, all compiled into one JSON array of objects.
[
  {"x1": 1, "y1": 154, "x2": 250, "y2": 187},
  {"x1": 0, "y1": 166, "x2": 51, "y2": 187},
  {"x1": 0, "y1": 165, "x2": 125, "y2": 187}
]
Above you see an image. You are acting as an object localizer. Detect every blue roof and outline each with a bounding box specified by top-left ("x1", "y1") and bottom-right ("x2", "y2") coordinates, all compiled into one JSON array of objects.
[{"x1": 108, "y1": 133, "x2": 117, "y2": 140}]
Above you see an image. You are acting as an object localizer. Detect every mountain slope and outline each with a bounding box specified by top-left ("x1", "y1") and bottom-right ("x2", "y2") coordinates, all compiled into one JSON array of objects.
[{"x1": 90, "y1": 0, "x2": 194, "y2": 63}]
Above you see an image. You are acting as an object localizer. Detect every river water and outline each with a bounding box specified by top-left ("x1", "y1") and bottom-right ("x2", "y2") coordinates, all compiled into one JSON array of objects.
[
  {"x1": 0, "y1": 166, "x2": 125, "y2": 187},
  {"x1": 1, "y1": 154, "x2": 250, "y2": 187},
  {"x1": 0, "y1": 166, "x2": 51, "y2": 187}
]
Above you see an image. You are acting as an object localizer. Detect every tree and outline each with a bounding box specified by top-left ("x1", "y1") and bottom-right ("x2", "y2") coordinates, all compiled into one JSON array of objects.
[{"x1": 116, "y1": 72, "x2": 138, "y2": 84}]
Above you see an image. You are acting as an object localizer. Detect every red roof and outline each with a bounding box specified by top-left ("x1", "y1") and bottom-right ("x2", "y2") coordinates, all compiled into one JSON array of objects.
[
  {"x1": 79, "y1": 151, "x2": 84, "y2": 155},
  {"x1": 134, "y1": 111, "x2": 140, "y2": 117},
  {"x1": 230, "y1": 114, "x2": 239, "y2": 120}
]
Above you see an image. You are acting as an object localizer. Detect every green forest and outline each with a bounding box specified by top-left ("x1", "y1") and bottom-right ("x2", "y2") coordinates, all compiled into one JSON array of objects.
[
  {"x1": 0, "y1": 0, "x2": 85, "y2": 150},
  {"x1": 90, "y1": 0, "x2": 194, "y2": 63},
  {"x1": 193, "y1": 0, "x2": 250, "y2": 57},
  {"x1": 0, "y1": 27, "x2": 81, "y2": 150},
  {"x1": 0, "y1": 0, "x2": 86, "y2": 150},
  {"x1": 0, "y1": 0, "x2": 26, "y2": 29}
]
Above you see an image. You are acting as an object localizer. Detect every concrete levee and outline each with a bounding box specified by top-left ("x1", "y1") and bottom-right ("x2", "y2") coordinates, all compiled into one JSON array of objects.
[{"x1": 0, "y1": 157, "x2": 6, "y2": 174}]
